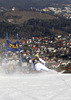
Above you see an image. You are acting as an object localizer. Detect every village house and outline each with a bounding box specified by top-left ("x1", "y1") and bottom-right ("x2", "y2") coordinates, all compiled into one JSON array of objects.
[
  {"x1": 22, "y1": 40, "x2": 25, "y2": 45},
  {"x1": 67, "y1": 42, "x2": 71, "y2": 46},
  {"x1": 22, "y1": 52, "x2": 26, "y2": 57}
]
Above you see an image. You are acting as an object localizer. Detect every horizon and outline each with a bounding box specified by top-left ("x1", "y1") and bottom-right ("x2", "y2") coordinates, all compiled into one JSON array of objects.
[{"x1": 0, "y1": 0, "x2": 71, "y2": 9}]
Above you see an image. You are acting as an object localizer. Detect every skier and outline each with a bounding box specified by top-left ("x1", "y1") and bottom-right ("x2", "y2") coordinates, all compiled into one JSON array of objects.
[{"x1": 32, "y1": 54, "x2": 51, "y2": 72}]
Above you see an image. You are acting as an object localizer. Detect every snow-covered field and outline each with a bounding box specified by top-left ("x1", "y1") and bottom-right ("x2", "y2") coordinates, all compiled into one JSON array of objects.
[
  {"x1": 0, "y1": 58, "x2": 71, "y2": 100},
  {"x1": 0, "y1": 71, "x2": 71, "y2": 100}
]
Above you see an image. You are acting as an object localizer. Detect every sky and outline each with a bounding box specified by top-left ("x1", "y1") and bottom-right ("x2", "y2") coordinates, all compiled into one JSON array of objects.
[{"x1": 0, "y1": 0, "x2": 71, "y2": 9}]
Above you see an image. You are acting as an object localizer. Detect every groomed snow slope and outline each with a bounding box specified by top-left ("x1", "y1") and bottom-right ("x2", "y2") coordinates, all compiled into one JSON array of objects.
[{"x1": 0, "y1": 72, "x2": 71, "y2": 100}]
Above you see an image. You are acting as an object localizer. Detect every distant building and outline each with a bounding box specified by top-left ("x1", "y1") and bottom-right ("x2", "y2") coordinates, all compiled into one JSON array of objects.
[
  {"x1": 43, "y1": 8, "x2": 50, "y2": 12},
  {"x1": 7, "y1": 19, "x2": 14, "y2": 23},
  {"x1": 12, "y1": 7, "x2": 15, "y2": 11}
]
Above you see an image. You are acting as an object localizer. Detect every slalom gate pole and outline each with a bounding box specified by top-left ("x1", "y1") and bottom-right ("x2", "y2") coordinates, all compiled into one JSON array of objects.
[
  {"x1": 6, "y1": 33, "x2": 9, "y2": 73},
  {"x1": 17, "y1": 34, "x2": 23, "y2": 73}
]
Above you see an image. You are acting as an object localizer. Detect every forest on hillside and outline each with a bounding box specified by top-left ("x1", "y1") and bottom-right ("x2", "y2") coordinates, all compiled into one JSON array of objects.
[{"x1": 0, "y1": 18, "x2": 71, "y2": 39}]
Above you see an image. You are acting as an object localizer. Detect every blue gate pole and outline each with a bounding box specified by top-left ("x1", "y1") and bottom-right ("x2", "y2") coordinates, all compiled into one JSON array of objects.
[
  {"x1": 17, "y1": 34, "x2": 23, "y2": 72},
  {"x1": 6, "y1": 33, "x2": 9, "y2": 73}
]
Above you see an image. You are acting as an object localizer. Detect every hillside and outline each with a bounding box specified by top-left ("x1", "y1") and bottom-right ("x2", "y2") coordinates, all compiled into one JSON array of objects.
[
  {"x1": 0, "y1": 17, "x2": 71, "y2": 39},
  {"x1": 0, "y1": 10, "x2": 71, "y2": 39},
  {"x1": 4, "y1": 10, "x2": 56, "y2": 24}
]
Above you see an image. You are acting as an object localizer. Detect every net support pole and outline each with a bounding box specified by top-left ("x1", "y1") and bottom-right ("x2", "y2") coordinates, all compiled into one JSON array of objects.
[
  {"x1": 6, "y1": 33, "x2": 9, "y2": 73},
  {"x1": 17, "y1": 34, "x2": 23, "y2": 72}
]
